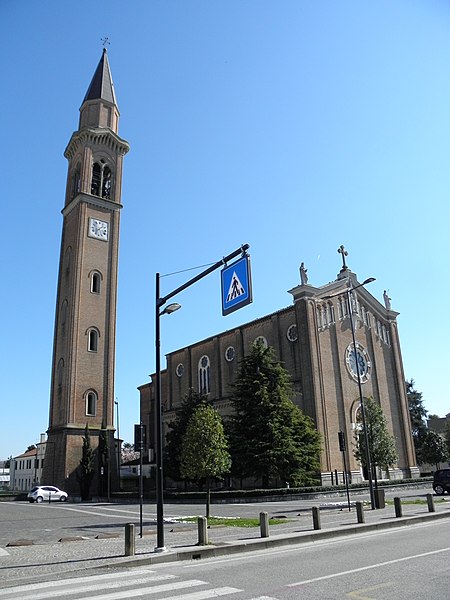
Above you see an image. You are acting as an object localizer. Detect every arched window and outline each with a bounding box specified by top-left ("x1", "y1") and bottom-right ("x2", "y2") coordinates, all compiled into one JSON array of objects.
[
  {"x1": 72, "y1": 164, "x2": 81, "y2": 199},
  {"x1": 91, "y1": 163, "x2": 101, "y2": 196},
  {"x1": 60, "y1": 300, "x2": 68, "y2": 332},
  {"x1": 316, "y1": 305, "x2": 323, "y2": 329},
  {"x1": 91, "y1": 161, "x2": 113, "y2": 199},
  {"x1": 91, "y1": 271, "x2": 101, "y2": 294},
  {"x1": 198, "y1": 355, "x2": 210, "y2": 394},
  {"x1": 87, "y1": 329, "x2": 99, "y2": 352},
  {"x1": 85, "y1": 390, "x2": 97, "y2": 416}
]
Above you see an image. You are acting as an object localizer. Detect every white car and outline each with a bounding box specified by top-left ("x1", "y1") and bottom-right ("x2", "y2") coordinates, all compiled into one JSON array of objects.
[{"x1": 27, "y1": 485, "x2": 68, "y2": 503}]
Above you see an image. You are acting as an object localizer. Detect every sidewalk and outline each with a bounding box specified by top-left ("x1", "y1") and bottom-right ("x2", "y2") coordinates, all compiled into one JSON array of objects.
[{"x1": 1, "y1": 499, "x2": 449, "y2": 587}]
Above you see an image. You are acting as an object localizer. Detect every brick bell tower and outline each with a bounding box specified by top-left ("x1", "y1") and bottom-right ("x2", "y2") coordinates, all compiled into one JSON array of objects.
[{"x1": 42, "y1": 49, "x2": 129, "y2": 496}]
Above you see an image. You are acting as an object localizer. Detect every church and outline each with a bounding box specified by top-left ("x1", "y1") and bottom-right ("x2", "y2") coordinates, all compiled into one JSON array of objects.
[
  {"x1": 43, "y1": 50, "x2": 418, "y2": 495},
  {"x1": 139, "y1": 250, "x2": 419, "y2": 486}
]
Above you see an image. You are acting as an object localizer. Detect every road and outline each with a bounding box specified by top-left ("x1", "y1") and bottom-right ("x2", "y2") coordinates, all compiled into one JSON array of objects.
[
  {"x1": 0, "y1": 519, "x2": 448, "y2": 599},
  {"x1": 0, "y1": 485, "x2": 436, "y2": 546}
]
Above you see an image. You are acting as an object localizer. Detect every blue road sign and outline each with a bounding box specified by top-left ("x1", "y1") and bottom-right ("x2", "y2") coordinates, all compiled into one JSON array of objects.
[{"x1": 221, "y1": 255, "x2": 252, "y2": 316}]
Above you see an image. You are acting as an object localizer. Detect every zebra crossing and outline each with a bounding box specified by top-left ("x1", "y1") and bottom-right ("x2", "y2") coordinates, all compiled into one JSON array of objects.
[{"x1": 0, "y1": 567, "x2": 280, "y2": 600}]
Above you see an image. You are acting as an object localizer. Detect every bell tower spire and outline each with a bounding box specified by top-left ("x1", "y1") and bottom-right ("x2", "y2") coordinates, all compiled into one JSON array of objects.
[{"x1": 42, "y1": 51, "x2": 129, "y2": 497}]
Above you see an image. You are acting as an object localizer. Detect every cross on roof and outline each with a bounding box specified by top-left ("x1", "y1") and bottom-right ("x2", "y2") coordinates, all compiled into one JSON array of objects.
[
  {"x1": 338, "y1": 244, "x2": 348, "y2": 271},
  {"x1": 101, "y1": 37, "x2": 110, "y2": 48}
]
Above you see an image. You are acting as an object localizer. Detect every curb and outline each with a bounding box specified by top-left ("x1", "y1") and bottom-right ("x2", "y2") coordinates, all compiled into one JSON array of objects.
[{"x1": 111, "y1": 510, "x2": 450, "y2": 568}]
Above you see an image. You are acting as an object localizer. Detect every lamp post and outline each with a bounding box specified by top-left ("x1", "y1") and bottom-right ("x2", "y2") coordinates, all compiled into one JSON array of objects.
[
  {"x1": 114, "y1": 399, "x2": 120, "y2": 485},
  {"x1": 346, "y1": 277, "x2": 376, "y2": 510},
  {"x1": 153, "y1": 244, "x2": 249, "y2": 552},
  {"x1": 155, "y1": 272, "x2": 181, "y2": 552},
  {"x1": 323, "y1": 276, "x2": 376, "y2": 510}
]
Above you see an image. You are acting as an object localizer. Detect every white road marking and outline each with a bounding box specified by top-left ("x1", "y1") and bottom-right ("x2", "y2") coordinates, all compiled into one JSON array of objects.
[
  {"x1": 287, "y1": 547, "x2": 450, "y2": 587},
  {"x1": 0, "y1": 569, "x2": 170, "y2": 596}
]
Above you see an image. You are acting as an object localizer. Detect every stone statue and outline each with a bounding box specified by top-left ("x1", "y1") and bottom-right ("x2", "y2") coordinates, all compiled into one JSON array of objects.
[
  {"x1": 383, "y1": 290, "x2": 391, "y2": 310},
  {"x1": 300, "y1": 262, "x2": 308, "y2": 285}
]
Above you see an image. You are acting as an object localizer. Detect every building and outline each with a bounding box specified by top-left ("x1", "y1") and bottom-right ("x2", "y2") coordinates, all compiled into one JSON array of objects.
[
  {"x1": 10, "y1": 434, "x2": 47, "y2": 491},
  {"x1": 41, "y1": 49, "x2": 129, "y2": 495},
  {"x1": 140, "y1": 251, "x2": 419, "y2": 486}
]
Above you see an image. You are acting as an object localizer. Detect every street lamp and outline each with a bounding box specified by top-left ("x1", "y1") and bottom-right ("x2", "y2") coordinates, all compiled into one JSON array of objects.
[
  {"x1": 114, "y1": 399, "x2": 120, "y2": 485},
  {"x1": 346, "y1": 277, "x2": 376, "y2": 510},
  {"x1": 323, "y1": 276, "x2": 376, "y2": 510},
  {"x1": 153, "y1": 244, "x2": 249, "y2": 552},
  {"x1": 155, "y1": 272, "x2": 181, "y2": 552}
]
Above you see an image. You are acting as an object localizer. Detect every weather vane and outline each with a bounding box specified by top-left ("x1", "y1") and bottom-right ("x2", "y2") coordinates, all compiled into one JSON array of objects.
[
  {"x1": 337, "y1": 244, "x2": 348, "y2": 271},
  {"x1": 101, "y1": 37, "x2": 110, "y2": 49}
]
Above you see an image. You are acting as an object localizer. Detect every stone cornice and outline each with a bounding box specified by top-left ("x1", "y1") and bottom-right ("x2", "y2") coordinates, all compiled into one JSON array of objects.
[
  {"x1": 64, "y1": 127, "x2": 130, "y2": 161},
  {"x1": 62, "y1": 192, "x2": 123, "y2": 217}
]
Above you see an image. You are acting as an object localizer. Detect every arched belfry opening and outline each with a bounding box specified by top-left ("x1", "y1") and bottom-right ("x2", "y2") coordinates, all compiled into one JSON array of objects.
[{"x1": 91, "y1": 160, "x2": 112, "y2": 199}]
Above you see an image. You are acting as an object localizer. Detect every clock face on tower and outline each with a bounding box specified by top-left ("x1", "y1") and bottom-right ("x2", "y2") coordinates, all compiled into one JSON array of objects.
[
  {"x1": 88, "y1": 218, "x2": 109, "y2": 241},
  {"x1": 345, "y1": 342, "x2": 371, "y2": 383}
]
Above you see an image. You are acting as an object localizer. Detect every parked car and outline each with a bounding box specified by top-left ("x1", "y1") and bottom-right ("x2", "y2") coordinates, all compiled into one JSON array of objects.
[
  {"x1": 27, "y1": 485, "x2": 68, "y2": 503},
  {"x1": 433, "y1": 469, "x2": 450, "y2": 495}
]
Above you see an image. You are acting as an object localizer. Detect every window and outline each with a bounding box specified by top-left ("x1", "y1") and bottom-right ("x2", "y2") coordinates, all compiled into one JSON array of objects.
[
  {"x1": 86, "y1": 391, "x2": 97, "y2": 416},
  {"x1": 198, "y1": 355, "x2": 210, "y2": 394},
  {"x1": 254, "y1": 336, "x2": 268, "y2": 348},
  {"x1": 57, "y1": 358, "x2": 64, "y2": 388},
  {"x1": 225, "y1": 346, "x2": 236, "y2": 361},
  {"x1": 91, "y1": 271, "x2": 101, "y2": 294},
  {"x1": 287, "y1": 324, "x2": 298, "y2": 341},
  {"x1": 91, "y1": 161, "x2": 113, "y2": 199},
  {"x1": 87, "y1": 329, "x2": 99, "y2": 352},
  {"x1": 72, "y1": 164, "x2": 81, "y2": 199},
  {"x1": 91, "y1": 163, "x2": 101, "y2": 196}
]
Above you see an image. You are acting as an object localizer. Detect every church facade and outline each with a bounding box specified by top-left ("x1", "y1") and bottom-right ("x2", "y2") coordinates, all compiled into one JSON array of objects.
[
  {"x1": 42, "y1": 50, "x2": 129, "y2": 494},
  {"x1": 140, "y1": 254, "x2": 419, "y2": 486}
]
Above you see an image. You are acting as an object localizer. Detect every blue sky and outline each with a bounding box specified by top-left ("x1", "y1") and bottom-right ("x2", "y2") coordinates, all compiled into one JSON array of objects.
[{"x1": 1, "y1": 1, "x2": 449, "y2": 460}]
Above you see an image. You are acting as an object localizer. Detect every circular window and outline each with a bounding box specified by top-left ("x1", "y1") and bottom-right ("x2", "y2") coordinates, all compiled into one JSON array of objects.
[
  {"x1": 345, "y1": 343, "x2": 371, "y2": 384},
  {"x1": 200, "y1": 355, "x2": 209, "y2": 369},
  {"x1": 254, "y1": 336, "x2": 268, "y2": 348},
  {"x1": 225, "y1": 346, "x2": 236, "y2": 362},
  {"x1": 175, "y1": 363, "x2": 184, "y2": 377},
  {"x1": 287, "y1": 324, "x2": 298, "y2": 342}
]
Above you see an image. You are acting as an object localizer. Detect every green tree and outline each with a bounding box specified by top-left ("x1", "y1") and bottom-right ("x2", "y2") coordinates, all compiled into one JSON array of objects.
[
  {"x1": 4, "y1": 456, "x2": 12, "y2": 469},
  {"x1": 164, "y1": 389, "x2": 211, "y2": 482},
  {"x1": 180, "y1": 404, "x2": 231, "y2": 518},
  {"x1": 98, "y1": 421, "x2": 109, "y2": 496},
  {"x1": 78, "y1": 424, "x2": 95, "y2": 500},
  {"x1": 229, "y1": 341, "x2": 321, "y2": 488},
  {"x1": 353, "y1": 397, "x2": 398, "y2": 487},
  {"x1": 406, "y1": 379, "x2": 428, "y2": 463},
  {"x1": 420, "y1": 430, "x2": 448, "y2": 470},
  {"x1": 445, "y1": 421, "x2": 450, "y2": 459}
]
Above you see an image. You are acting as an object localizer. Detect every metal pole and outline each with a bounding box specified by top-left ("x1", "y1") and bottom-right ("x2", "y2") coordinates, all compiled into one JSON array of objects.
[
  {"x1": 347, "y1": 286, "x2": 376, "y2": 510},
  {"x1": 139, "y1": 422, "x2": 143, "y2": 538},
  {"x1": 115, "y1": 400, "x2": 120, "y2": 485},
  {"x1": 155, "y1": 272, "x2": 165, "y2": 551}
]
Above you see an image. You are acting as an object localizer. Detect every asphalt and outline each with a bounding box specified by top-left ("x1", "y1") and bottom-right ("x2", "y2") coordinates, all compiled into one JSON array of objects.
[{"x1": 1, "y1": 498, "x2": 449, "y2": 588}]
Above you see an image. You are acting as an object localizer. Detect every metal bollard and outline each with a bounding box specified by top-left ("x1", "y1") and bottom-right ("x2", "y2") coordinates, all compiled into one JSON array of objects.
[
  {"x1": 356, "y1": 501, "x2": 365, "y2": 523},
  {"x1": 260, "y1": 512, "x2": 269, "y2": 538},
  {"x1": 125, "y1": 523, "x2": 135, "y2": 556},
  {"x1": 312, "y1": 506, "x2": 321, "y2": 530},
  {"x1": 197, "y1": 516, "x2": 208, "y2": 546},
  {"x1": 426, "y1": 493, "x2": 435, "y2": 513},
  {"x1": 394, "y1": 497, "x2": 402, "y2": 518}
]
